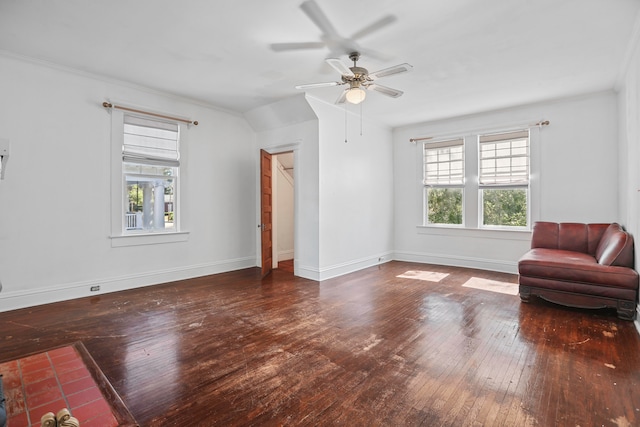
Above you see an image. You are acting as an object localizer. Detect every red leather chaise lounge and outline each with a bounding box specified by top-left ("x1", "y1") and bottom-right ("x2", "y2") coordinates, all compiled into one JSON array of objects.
[{"x1": 518, "y1": 222, "x2": 639, "y2": 320}]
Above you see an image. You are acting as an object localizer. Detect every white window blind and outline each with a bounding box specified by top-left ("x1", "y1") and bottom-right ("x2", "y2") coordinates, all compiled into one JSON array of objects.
[
  {"x1": 123, "y1": 115, "x2": 180, "y2": 167},
  {"x1": 423, "y1": 139, "x2": 464, "y2": 186},
  {"x1": 478, "y1": 130, "x2": 529, "y2": 186}
]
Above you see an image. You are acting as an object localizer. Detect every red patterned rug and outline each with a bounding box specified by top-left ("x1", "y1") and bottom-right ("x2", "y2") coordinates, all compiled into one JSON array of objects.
[{"x1": 0, "y1": 342, "x2": 137, "y2": 427}]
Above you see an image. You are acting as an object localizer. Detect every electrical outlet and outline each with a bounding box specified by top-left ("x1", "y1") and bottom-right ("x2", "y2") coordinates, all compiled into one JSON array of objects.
[{"x1": 90, "y1": 285, "x2": 100, "y2": 292}]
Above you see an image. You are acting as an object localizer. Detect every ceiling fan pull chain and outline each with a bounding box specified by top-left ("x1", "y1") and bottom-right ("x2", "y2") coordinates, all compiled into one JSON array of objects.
[
  {"x1": 344, "y1": 103, "x2": 348, "y2": 143},
  {"x1": 360, "y1": 102, "x2": 363, "y2": 136}
]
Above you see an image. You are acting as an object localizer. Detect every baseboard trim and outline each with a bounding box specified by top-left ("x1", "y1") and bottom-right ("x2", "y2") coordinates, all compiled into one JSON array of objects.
[
  {"x1": 0, "y1": 256, "x2": 256, "y2": 313},
  {"x1": 393, "y1": 251, "x2": 518, "y2": 275},
  {"x1": 295, "y1": 265, "x2": 320, "y2": 281},
  {"x1": 278, "y1": 250, "x2": 294, "y2": 260},
  {"x1": 317, "y1": 252, "x2": 394, "y2": 281}
]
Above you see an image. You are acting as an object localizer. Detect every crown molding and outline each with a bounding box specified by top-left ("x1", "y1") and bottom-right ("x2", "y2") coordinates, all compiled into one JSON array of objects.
[{"x1": 0, "y1": 49, "x2": 243, "y2": 118}]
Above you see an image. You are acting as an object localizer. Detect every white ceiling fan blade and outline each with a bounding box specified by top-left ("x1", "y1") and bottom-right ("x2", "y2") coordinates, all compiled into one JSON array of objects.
[
  {"x1": 350, "y1": 15, "x2": 397, "y2": 40},
  {"x1": 300, "y1": 0, "x2": 339, "y2": 38},
  {"x1": 335, "y1": 89, "x2": 348, "y2": 104},
  {"x1": 326, "y1": 58, "x2": 355, "y2": 77},
  {"x1": 295, "y1": 81, "x2": 341, "y2": 90},
  {"x1": 366, "y1": 83, "x2": 404, "y2": 98},
  {"x1": 270, "y1": 41, "x2": 326, "y2": 51},
  {"x1": 369, "y1": 63, "x2": 413, "y2": 80}
]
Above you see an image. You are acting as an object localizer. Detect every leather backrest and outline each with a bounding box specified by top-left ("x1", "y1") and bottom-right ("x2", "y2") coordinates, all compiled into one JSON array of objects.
[
  {"x1": 557, "y1": 223, "x2": 588, "y2": 253},
  {"x1": 595, "y1": 223, "x2": 635, "y2": 267},
  {"x1": 531, "y1": 222, "x2": 628, "y2": 261},
  {"x1": 531, "y1": 222, "x2": 591, "y2": 252},
  {"x1": 586, "y1": 224, "x2": 610, "y2": 255},
  {"x1": 530, "y1": 222, "x2": 559, "y2": 249}
]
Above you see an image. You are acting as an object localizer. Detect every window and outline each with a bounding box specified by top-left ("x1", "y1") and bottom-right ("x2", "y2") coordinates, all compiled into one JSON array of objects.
[
  {"x1": 421, "y1": 128, "x2": 533, "y2": 230},
  {"x1": 478, "y1": 130, "x2": 529, "y2": 228},
  {"x1": 121, "y1": 114, "x2": 180, "y2": 233},
  {"x1": 423, "y1": 138, "x2": 464, "y2": 225}
]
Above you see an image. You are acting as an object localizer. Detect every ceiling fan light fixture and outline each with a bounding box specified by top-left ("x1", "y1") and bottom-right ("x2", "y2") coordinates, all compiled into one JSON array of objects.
[{"x1": 346, "y1": 87, "x2": 366, "y2": 104}]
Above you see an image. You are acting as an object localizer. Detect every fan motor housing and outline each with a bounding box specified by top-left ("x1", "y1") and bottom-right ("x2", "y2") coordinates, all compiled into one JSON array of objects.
[
  {"x1": 350, "y1": 66, "x2": 368, "y2": 76},
  {"x1": 342, "y1": 66, "x2": 370, "y2": 85}
]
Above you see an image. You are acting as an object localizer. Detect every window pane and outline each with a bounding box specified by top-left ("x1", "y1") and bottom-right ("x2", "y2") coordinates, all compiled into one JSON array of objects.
[
  {"x1": 482, "y1": 188, "x2": 527, "y2": 227},
  {"x1": 478, "y1": 131, "x2": 529, "y2": 186},
  {"x1": 423, "y1": 140, "x2": 464, "y2": 186},
  {"x1": 125, "y1": 171, "x2": 176, "y2": 231},
  {"x1": 427, "y1": 188, "x2": 463, "y2": 225}
]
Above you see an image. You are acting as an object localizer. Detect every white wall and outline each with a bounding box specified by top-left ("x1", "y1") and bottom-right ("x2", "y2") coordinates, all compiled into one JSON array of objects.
[
  {"x1": 0, "y1": 54, "x2": 257, "y2": 311},
  {"x1": 618, "y1": 16, "x2": 640, "y2": 268},
  {"x1": 306, "y1": 97, "x2": 395, "y2": 279},
  {"x1": 393, "y1": 91, "x2": 620, "y2": 274},
  {"x1": 615, "y1": 10, "x2": 639, "y2": 321}
]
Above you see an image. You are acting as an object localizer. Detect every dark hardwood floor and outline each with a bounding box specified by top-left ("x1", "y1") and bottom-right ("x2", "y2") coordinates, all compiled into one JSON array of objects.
[{"x1": 1, "y1": 261, "x2": 640, "y2": 426}]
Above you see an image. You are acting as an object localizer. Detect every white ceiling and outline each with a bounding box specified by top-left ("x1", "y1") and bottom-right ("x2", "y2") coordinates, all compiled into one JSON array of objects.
[{"x1": 1, "y1": 0, "x2": 638, "y2": 128}]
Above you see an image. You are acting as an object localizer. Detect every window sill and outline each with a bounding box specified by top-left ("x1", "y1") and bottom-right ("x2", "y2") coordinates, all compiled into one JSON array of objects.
[
  {"x1": 110, "y1": 231, "x2": 190, "y2": 247},
  {"x1": 416, "y1": 225, "x2": 531, "y2": 241}
]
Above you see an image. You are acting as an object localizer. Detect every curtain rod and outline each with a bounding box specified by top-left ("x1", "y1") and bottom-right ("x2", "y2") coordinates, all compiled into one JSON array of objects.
[
  {"x1": 409, "y1": 120, "x2": 549, "y2": 144},
  {"x1": 102, "y1": 102, "x2": 198, "y2": 126}
]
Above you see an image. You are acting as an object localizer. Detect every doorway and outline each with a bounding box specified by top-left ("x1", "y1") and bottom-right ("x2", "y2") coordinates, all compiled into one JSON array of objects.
[
  {"x1": 272, "y1": 152, "x2": 295, "y2": 270},
  {"x1": 260, "y1": 149, "x2": 295, "y2": 277}
]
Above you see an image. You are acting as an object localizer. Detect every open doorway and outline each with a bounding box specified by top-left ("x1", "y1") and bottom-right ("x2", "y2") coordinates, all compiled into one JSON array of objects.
[
  {"x1": 260, "y1": 148, "x2": 296, "y2": 278},
  {"x1": 272, "y1": 152, "x2": 294, "y2": 272}
]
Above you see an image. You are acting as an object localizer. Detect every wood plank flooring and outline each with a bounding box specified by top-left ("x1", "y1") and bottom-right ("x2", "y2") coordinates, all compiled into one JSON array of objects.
[{"x1": 1, "y1": 261, "x2": 639, "y2": 426}]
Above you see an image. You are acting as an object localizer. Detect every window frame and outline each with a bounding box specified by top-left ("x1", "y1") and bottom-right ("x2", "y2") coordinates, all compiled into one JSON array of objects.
[
  {"x1": 422, "y1": 138, "x2": 465, "y2": 227},
  {"x1": 109, "y1": 108, "x2": 189, "y2": 247},
  {"x1": 419, "y1": 126, "x2": 539, "y2": 233},
  {"x1": 477, "y1": 130, "x2": 530, "y2": 230}
]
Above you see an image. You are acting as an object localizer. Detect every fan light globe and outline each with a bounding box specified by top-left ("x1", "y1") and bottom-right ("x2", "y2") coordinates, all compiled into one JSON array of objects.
[{"x1": 346, "y1": 87, "x2": 366, "y2": 104}]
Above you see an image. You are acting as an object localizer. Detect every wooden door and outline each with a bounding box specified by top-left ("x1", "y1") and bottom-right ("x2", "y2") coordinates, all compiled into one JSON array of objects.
[{"x1": 260, "y1": 150, "x2": 273, "y2": 278}]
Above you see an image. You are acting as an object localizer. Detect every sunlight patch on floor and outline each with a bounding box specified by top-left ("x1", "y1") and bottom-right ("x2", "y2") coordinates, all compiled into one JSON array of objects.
[
  {"x1": 397, "y1": 270, "x2": 449, "y2": 282},
  {"x1": 462, "y1": 277, "x2": 518, "y2": 295}
]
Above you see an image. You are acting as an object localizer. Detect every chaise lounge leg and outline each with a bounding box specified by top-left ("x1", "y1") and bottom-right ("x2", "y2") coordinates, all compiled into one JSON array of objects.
[
  {"x1": 519, "y1": 286, "x2": 531, "y2": 302},
  {"x1": 617, "y1": 300, "x2": 637, "y2": 321}
]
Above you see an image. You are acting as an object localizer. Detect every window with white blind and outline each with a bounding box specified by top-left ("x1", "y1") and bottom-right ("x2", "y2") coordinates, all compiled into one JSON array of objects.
[
  {"x1": 122, "y1": 114, "x2": 179, "y2": 233},
  {"x1": 478, "y1": 130, "x2": 529, "y2": 228},
  {"x1": 123, "y1": 115, "x2": 180, "y2": 167},
  {"x1": 109, "y1": 107, "x2": 191, "y2": 246},
  {"x1": 423, "y1": 138, "x2": 464, "y2": 225},
  {"x1": 420, "y1": 127, "x2": 536, "y2": 231}
]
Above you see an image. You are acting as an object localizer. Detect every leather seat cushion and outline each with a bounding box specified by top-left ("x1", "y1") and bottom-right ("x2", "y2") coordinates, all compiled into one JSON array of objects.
[{"x1": 519, "y1": 248, "x2": 639, "y2": 290}]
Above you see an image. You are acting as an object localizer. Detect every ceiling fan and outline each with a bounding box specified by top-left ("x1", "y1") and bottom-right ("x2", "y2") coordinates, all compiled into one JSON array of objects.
[
  {"x1": 270, "y1": 0, "x2": 396, "y2": 60},
  {"x1": 295, "y1": 52, "x2": 413, "y2": 104}
]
